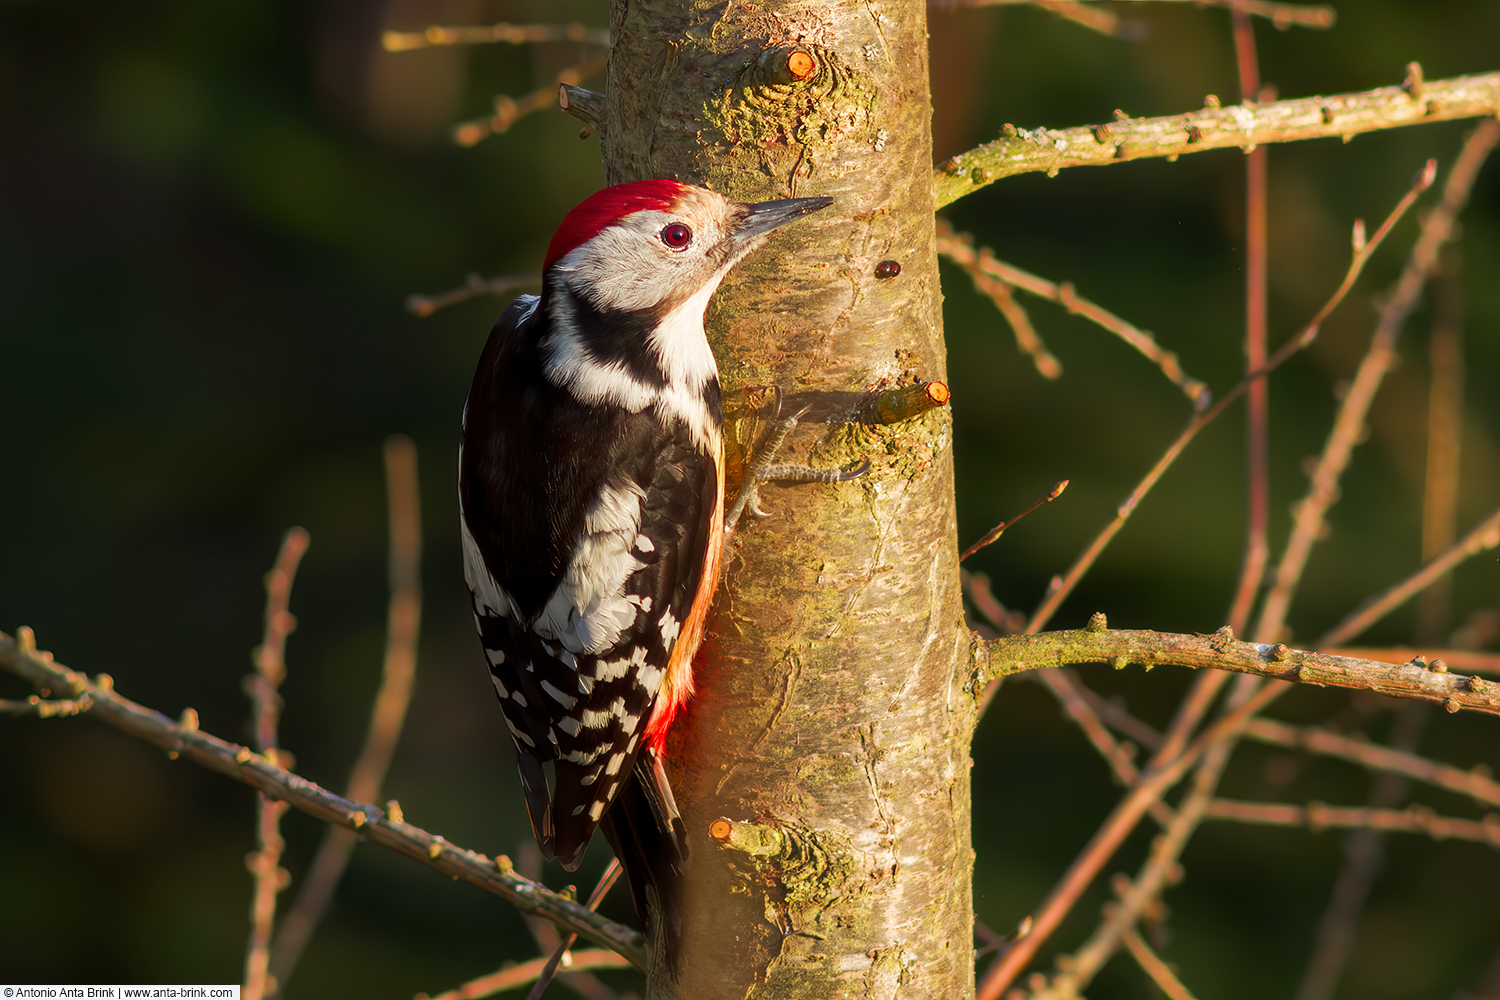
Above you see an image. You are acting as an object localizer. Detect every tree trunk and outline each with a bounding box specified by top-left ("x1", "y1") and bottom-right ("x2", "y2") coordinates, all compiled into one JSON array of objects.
[{"x1": 603, "y1": 3, "x2": 975, "y2": 998}]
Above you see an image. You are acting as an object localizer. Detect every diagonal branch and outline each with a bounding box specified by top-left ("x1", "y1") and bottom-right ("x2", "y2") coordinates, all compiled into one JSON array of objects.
[
  {"x1": 1316, "y1": 504, "x2": 1500, "y2": 649},
  {"x1": 938, "y1": 0, "x2": 1335, "y2": 31},
  {"x1": 1241, "y1": 716, "x2": 1500, "y2": 810},
  {"x1": 0, "y1": 628, "x2": 647, "y2": 969},
  {"x1": 1257, "y1": 120, "x2": 1500, "y2": 643},
  {"x1": 1021, "y1": 162, "x2": 1430, "y2": 637},
  {"x1": 269, "y1": 437, "x2": 424, "y2": 991},
  {"x1": 1205, "y1": 799, "x2": 1500, "y2": 847},
  {"x1": 934, "y1": 68, "x2": 1500, "y2": 208}
]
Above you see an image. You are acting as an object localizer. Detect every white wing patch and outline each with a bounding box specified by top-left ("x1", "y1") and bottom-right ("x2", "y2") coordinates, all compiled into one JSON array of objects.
[
  {"x1": 533, "y1": 482, "x2": 650, "y2": 655},
  {"x1": 658, "y1": 608, "x2": 681, "y2": 648},
  {"x1": 540, "y1": 679, "x2": 578, "y2": 710},
  {"x1": 459, "y1": 489, "x2": 523, "y2": 620}
]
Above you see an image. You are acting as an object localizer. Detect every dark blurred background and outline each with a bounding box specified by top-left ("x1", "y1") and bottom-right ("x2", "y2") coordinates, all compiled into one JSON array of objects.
[{"x1": 2, "y1": 1, "x2": 1497, "y2": 996}]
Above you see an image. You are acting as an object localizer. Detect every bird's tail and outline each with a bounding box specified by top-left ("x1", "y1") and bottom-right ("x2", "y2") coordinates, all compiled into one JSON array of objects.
[{"x1": 599, "y1": 747, "x2": 689, "y2": 975}]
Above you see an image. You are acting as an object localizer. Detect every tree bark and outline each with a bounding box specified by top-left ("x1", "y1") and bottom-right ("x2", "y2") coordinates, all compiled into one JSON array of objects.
[{"x1": 602, "y1": 3, "x2": 974, "y2": 998}]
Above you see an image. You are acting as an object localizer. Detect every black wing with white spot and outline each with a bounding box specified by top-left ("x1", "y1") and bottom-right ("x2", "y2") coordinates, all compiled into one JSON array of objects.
[{"x1": 459, "y1": 298, "x2": 717, "y2": 869}]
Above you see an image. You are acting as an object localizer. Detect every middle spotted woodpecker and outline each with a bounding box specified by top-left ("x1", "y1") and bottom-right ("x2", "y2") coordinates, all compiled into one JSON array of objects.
[{"x1": 459, "y1": 180, "x2": 831, "y2": 950}]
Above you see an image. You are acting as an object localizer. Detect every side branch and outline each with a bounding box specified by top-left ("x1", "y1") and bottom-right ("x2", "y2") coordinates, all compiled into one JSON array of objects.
[
  {"x1": 0, "y1": 628, "x2": 646, "y2": 969},
  {"x1": 935, "y1": 69, "x2": 1500, "y2": 207},
  {"x1": 974, "y1": 626, "x2": 1500, "y2": 715}
]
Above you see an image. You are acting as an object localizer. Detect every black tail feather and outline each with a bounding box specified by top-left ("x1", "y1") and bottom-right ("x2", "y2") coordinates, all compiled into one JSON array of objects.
[{"x1": 599, "y1": 749, "x2": 688, "y2": 976}]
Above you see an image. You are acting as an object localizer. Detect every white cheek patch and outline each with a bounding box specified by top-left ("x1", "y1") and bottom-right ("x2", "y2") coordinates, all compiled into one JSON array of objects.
[{"x1": 533, "y1": 483, "x2": 649, "y2": 655}]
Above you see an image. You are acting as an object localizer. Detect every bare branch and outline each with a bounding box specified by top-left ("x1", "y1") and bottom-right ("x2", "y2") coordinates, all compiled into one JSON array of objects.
[
  {"x1": 937, "y1": 0, "x2": 1335, "y2": 31},
  {"x1": 452, "y1": 56, "x2": 608, "y2": 148},
  {"x1": 934, "y1": 69, "x2": 1500, "y2": 208},
  {"x1": 1023, "y1": 164, "x2": 1429, "y2": 636},
  {"x1": 976, "y1": 672, "x2": 1289, "y2": 999},
  {"x1": 1205, "y1": 799, "x2": 1500, "y2": 847},
  {"x1": 417, "y1": 950, "x2": 631, "y2": 1000},
  {"x1": 0, "y1": 628, "x2": 647, "y2": 968},
  {"x1": 936, "y1": 220, "x2": 1211, "y2": 404},
  {"x1": 1242, "y1": 716, "x2": 1500, "y2": 809},
  {"x1": 245, "y1": 527, "x2": 310, "y2": 1000},
  {"x1": 1416, "y1": 252, "x2": 1466, "y2": 644},
  {"x1": 977, "y1": 625, "x2": 1500, "y2": 715},
  {"x1": 406, "y1": 273, "x2": 542, "y2": 318},
  {"x1": 1121, "y1": 927, "x2": 1199, "y2": 1000},
  {"x1": 1258, "y1": 120, "x2": 1500, "y2": 643},
  {"x1": 1317, "y1": 504, "x2": 1500, "y2": 649},
  {"x1": 382, "y1": 23, "x2": 611, "y2": 52},
  {"x1": 270, "y1": 437, "x2": 424, "y2": 991}
]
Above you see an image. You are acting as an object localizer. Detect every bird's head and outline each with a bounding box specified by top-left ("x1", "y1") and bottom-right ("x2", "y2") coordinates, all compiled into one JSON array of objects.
[{"x1": 542, "y1": 180, "x2": 833, "y2": 317}]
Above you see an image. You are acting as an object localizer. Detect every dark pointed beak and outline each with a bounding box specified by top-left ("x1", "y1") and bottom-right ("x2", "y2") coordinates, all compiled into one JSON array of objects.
[{"x1": 734, "y1": 195, "x2": 834, "y2": 244}]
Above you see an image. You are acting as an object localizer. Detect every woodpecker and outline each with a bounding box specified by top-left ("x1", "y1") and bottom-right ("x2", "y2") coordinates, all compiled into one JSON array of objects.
[{"x1": 459, "y1": 180, "x2": 832, "y2": 947}]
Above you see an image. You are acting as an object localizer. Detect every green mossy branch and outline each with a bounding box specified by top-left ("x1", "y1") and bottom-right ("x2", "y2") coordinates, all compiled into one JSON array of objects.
[
  {"x1": 972, "y1": 624, "x2": 1500, "y2": 716},
  {"x1": 935, "y1": 69, "x2": 1500, "y2": 208}
]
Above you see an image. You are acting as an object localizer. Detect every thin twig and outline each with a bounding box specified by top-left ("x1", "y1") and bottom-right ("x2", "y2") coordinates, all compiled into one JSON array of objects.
[
  {"x1": 1257, "y1": 120, "x2": 1500, "y2": 644},
  {"x1": 1205, "y1": 798, "x2": 1500, "y2": 847},
  {"x1": 1226, "y1": 14, "x2": 1272, "y2": 636},
  {"x1": 382, "y1": 22, "x2": 611, "y2": 52},
  {"x1": 1242, "y1": 715, "x2": 1500, "y2": 809},
  {"x1": 1049, "y1": 674, "x2": 1165, "y2": 749},
  {"x1": 1317, "y1": 504, "x2": 1500, "y2": 649},
  {"x1": 934, "y1": 69, "x2": 1499, "y2": 208},
  {"x1": 415, "y1": 950, "x2": 631, "y2": 1000},
  {"x1": 1023, "y1": 165, "x2": 1431, "y2": 637},
  {"x1": 0, "y1": 628, "x2": 647, "y2": 968},
  {"x1": 522, "y1": 861, "x2": 624, "y2": 1000},
  {"x1": 936, "y1": 221, "x2": 1209, "y2": 406},
  {"x1": 975, "y1": 675, "x2": 1290, "y2": 1000},
  {"x1": 1121, "y1": 927, "x2": 1200, "y2": 1000},
  {"x1": 935, "y1": 222, "x2": 1061, "y2": 379},
  {"x1": 1031, "y1": 668, "x2": 1174, "y2": 826},
  {"x1": 1417, "y1": 252, "x2": 1466, "y2": 645},
  {"x1": 270, "y1": 437, "x2": 423, "y2": 992},
  {"x1": 0, "y1": 694, "x2": 92, "y2": 717},
  {"x1": 1034, "y1": 1, "x2": 1144, "y2": 39},
  {"x1": 452, "y1": 56, "x2": 608, "y2": 147},
  {"x1": 1295, "y1": 703, "x2": 1428, "y2": 1000},
  {"x1": 962, "y1": 570, "x2": 1029, "y2": 636},
  {"x1": 1033, "y1": 676, "x2": 1257, "y2": 999},
  {"x1": 244, "y1": 528, "x2": 311, "y2": 1000},
  {"x1": 407, "y1": 273, "x2": 542, "y2": 318},
  {"x1": 937, "y1": 0, "x2": 1335, "y2": 31}
]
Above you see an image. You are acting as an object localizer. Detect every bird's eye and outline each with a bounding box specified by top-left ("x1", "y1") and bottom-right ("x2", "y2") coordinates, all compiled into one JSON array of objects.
[{"x1": 660, "y1": 223, "x2": 693, "y2": 249}]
